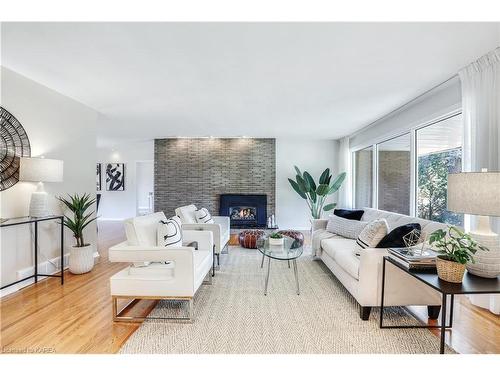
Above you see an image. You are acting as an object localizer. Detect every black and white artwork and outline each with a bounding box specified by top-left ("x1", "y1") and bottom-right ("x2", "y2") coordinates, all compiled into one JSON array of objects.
[
  {"x1": 96, "y1": 163, "x2": 102, "y2": 191},
  {"x1": 106, "y1": 163, "x2": 125, "y2": 191}
]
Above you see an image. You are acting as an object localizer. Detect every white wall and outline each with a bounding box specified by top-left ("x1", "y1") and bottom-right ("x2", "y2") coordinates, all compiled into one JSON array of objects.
[
  {"x1": 276, "y1": 139, "x2": 340, "y2": 230},
  {"x1": 96, "y1": 140, "x2": 154, "y2": 220},
  {"x1": 0, "y1": 67, "x2": 98, "y2": 295}
]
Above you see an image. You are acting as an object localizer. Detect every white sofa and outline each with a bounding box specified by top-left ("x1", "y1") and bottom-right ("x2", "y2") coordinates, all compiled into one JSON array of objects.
[
  {"x1": 312, "y1": 208, "x2": 446, "y2": 320},
  {"x1": 175, "y1": 204, "x2": 230, "y2": 274},
  {"x1": 108, "y1": 212, "x2": 214, "y2": 322}
]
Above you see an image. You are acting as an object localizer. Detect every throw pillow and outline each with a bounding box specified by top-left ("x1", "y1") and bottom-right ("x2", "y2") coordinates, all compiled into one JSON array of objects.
[
  {"x1": 195, "y1": 207, "x2": 214, "y2": 224},
  {"x1": 157, "y1": 216, "x2": 183, "y2": 247},
  {"x1": 376, "y1": 223, "x2": 422, "y2": 248},
  {"x1": 334, "y1": 208, "x2": 364, "y2": 221},
  {"x1": 356, "y1": 219, "x2": 389, "y2": 250},
  {"x1": 326, "y1": 214, "x2": 368, "y2": 239}
]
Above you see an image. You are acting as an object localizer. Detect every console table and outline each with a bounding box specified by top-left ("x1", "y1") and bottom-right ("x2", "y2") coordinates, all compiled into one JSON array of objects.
[
  {"x1": 379, "y1": 256, "x2": 500, "y2": 354},
  {"x1": 0, "y1": 215, "x2": 65, "y2": 290}
]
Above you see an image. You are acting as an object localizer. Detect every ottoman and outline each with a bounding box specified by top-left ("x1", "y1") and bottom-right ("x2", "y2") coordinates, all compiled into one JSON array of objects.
[
  {"x1": 278, "y1": 230, "x2": 305, "y2": 248},
  {"x1": 238, "y1": 230, "x2": 265, "y2": 249}
]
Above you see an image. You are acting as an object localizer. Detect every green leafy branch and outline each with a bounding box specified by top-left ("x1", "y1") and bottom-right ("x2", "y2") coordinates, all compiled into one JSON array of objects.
[
  {"x1": 429, "y1": 226, "x2": 488, "y2": 264},
  {"x1": 58, "y1": 193, "x2": 97, "y2": 247}
]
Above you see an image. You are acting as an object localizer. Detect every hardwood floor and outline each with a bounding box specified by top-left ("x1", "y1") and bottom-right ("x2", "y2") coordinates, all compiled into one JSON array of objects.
[
  {"x1": 1, "y1": 222, "x2": 499, "y2": 354},
  {"x1": 0, "y1": 221, "x2": 156, "y2": 354}
]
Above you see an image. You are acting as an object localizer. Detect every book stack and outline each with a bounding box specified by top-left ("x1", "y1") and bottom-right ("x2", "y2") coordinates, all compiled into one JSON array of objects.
[{"x1": 388, "y1": 247, "x2": 438, "y2": 272}]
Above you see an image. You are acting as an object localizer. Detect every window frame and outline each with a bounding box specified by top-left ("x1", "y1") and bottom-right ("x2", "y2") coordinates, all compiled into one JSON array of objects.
[{"x1": 350, "y1": 109, "x2": 463, "y2": 220}]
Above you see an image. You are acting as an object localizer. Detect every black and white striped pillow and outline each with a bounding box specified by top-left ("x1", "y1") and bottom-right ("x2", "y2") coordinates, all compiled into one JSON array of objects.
[
  {"x1": 356, "y1": 219, "x2": 389, "y2": 250},
  {"x1": 195, "y1": 207, "x2": 214, "y2": 224},
  {"x1": 157, "y1": 216, "x2": 183, "y2": 248}
]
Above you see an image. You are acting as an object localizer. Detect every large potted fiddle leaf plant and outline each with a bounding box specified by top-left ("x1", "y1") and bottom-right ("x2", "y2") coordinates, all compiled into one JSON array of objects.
[
  {"x1": 58, "y1": 193, "x2": 98, "y2": 274},
  {"x1": 288, "y1": 166, "x2": 346, "y2": 219}
]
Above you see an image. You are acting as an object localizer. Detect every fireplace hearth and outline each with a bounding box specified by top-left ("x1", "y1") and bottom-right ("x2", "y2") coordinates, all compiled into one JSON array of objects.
[{"x1": 220, "y1": 194, "x2": 267, "y2": 228}]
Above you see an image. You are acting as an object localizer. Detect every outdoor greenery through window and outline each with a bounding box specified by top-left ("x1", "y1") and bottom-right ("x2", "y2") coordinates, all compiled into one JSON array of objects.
[{"x1": 416, "y1": 114, "x2": 463, "y2": 226}]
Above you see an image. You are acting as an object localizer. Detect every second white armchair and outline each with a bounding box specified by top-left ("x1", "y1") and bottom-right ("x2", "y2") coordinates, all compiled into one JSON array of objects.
[{"x1": 175, "y1": 204, "x2": 230, "y2": 275}]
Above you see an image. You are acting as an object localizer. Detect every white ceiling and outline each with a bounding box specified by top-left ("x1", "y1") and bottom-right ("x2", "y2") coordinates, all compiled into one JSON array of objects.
[{"x1": 1, "y1": 22, "x2": 499, "y2": 145}]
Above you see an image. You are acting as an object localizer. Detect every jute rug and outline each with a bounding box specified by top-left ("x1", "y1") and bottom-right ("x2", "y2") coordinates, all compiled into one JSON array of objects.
[{"x1": 120, "y1": 247, "x2": 454, "y2": 354}]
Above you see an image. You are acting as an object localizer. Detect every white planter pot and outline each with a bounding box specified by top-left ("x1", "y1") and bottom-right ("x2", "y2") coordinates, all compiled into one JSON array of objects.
[
  {"x1": 269, "y1": 237, "x2": 284, "y2": 246},
  {"x1": 69, "y1": 244, "x2": 95, "y2": 274}
]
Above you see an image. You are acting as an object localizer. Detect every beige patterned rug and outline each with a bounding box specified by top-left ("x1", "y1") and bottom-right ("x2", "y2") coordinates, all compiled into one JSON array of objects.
[{"x1": 120, "y1": 247, "x2": 454, "y2": 354}]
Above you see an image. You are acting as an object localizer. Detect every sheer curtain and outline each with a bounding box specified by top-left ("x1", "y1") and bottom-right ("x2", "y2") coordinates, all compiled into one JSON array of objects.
[
  {"x1": 337, "y1": 136, "x2": 352, "y2": 209},
  {"x1": 459, "y1": 47, "x2": 500, "y2": 314}
]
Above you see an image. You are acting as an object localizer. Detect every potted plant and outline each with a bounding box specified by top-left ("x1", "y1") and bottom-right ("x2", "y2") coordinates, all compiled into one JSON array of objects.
[
  {"x1": 429, "y1": 226, "x2": 488, "y2": 283},
  {"x1": 58, "y1": 193, "x2": 98, "y2": 274},
  {"x1": 269, "y1": 232, "x2": 284, "y2": 246},
  {"x1": 288, "y1": 166, "x2": 346, "y2": 219}
]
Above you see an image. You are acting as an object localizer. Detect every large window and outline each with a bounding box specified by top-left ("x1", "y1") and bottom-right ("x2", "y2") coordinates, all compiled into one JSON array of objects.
[
  {"x1": 416, "y1": 114, "x2": 463, "y2": 226},
  {"x1": 351, "y1": 112, "x2": 464, "y2": 226},
  {"x1": 354, "y1": 146, "x2": 373, "y2": 209},
  {"x1": 378, "y1": 133, "x2": 411, "y2": 215}
]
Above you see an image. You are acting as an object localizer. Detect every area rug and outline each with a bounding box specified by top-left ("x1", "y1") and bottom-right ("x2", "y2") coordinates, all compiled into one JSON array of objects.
[{"x1": 120, "y1": 247, "x2": 454, "y2": 354}]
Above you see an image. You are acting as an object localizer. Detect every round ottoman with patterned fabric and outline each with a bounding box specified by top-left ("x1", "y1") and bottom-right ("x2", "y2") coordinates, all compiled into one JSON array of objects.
[
  {"x1": 278, "y1": 230, "x2": 305, "y2": 248},
  {"x1": 238, "y1": 230, "x2": 265, "y2": 249}
]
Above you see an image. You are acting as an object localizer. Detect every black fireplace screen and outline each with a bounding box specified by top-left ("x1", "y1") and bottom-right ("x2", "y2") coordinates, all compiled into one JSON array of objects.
[{"x1": 220, "y1": 194, "x2": 267, "y2": 228}]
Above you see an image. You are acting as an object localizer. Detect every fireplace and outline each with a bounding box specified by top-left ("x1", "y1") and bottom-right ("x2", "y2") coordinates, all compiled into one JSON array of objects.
[{"x1": 219, "y1": 194, "x2": 267, "y2": 228}]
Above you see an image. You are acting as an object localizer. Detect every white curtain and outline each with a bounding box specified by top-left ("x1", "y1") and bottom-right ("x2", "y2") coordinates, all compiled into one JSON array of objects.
[
  {"x1": 459, "y1": 47, "x2": 500, "y2": 314},
  {"x1": 337, "y1": 136, "x2": 352, "y2": 209}
]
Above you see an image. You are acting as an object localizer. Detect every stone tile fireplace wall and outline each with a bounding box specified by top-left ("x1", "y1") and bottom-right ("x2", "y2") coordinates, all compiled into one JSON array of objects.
[{"x1": 154, "y1": 138, "x2": 276, "y2": 218}]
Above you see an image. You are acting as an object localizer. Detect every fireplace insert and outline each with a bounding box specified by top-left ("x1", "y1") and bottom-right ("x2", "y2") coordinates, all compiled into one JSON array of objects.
[{"x1": 219, "y1": 194, "x2": 267, "y2": 228}]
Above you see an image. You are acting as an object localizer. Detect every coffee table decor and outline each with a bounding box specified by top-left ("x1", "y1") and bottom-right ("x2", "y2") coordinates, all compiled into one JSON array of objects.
[{"x1": 257, "y1": 236, "x2": 303, "y2": 295}]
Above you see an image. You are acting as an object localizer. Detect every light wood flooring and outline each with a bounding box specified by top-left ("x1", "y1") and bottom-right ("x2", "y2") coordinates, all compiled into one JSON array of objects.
[{"x1": 0, "y1": 222, "x2": 498, "y2": 354}]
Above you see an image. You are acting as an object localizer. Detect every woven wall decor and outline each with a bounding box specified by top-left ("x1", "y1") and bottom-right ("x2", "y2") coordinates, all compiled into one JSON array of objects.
[{"x1": 1, "y1": 106, "x2": 31, "y2": 191}]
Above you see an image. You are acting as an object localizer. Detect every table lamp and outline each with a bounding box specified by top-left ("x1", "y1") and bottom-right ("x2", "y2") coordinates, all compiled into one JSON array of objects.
[
  {"x1": 447, "y1": 170, "x2": 500, "y2": 278},
  {"x1": 20, "y1": 157, "x2": 64, "y2": 217}
]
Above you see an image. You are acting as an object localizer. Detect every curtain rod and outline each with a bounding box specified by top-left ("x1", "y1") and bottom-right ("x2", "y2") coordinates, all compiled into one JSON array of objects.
[{"x1": 347, "y1": 73, "x2": 459, "y2": 140}]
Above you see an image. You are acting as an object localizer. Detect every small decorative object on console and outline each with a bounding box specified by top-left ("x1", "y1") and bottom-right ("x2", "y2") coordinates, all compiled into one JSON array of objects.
[
  {"x1": 269, "y1": 232, "x2": 284, "y2": 246},
  {"x1": 429, "y1": 226, "x2": 488, "y2": 283}
]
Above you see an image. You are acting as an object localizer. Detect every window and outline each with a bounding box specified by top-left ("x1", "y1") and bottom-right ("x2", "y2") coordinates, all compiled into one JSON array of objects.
[
  {"x1": 377, "y1": 133, "x2": 411, "y2": 215},
  {"x1": 354, "y1": 146, "x2": 373, "y2": 208},
  {"x1": 416, "y1": 114, "x2": 463, "y2": 226}
]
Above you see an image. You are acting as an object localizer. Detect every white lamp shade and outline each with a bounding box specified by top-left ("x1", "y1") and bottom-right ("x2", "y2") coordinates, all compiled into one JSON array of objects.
[
  {"x1": 20, "y1": 157, "x2": 64, "y2": 183},
  {"x1": 447, "y1": 172, "x2": 500, "y2": 217}
]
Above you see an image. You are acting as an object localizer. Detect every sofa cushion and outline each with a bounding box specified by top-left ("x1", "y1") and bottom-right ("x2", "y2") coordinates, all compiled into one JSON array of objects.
[
  {"x1": 176, "y1": 204, "x2": 198, "y2": 224},
  {"x1": 334, "y1": 209, "x2": 364, "y2": 221},
  {"x1": 377, "y1": 223, "x2": 422, "y2": 248},
  {"x1": 195, "y1": 207, "x2": 214, "y2": 223},
  {"x1": 334, "y1": 248, "x2": 361, "y2": 281},
  {"x1": 356, "y1": 219, "x2": 389, "y2": 249},
  {"x1": 124, "y1": 212, "x2": 167, "y2": 246},
  {"x1": 321, "y1": 237, "x2": 356, "y2": 260},
  {"x1": 157, "y1": 216, "x2": 183, "y2": 247},
  {"x1": 326, "y1": 215, "x2": 368, "y2": 239}
]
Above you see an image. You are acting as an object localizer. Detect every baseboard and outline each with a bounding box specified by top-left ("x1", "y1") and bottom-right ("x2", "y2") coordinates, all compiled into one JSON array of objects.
[{"x1": 0, "y1": 251, "x2": 100, "y2": 298}]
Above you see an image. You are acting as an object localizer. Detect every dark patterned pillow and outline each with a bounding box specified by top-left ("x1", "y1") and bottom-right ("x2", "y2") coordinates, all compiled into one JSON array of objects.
[
  {"x1": 157, "y1": 216, "x2": 183, "y2": 247},
  {"x1": 334, "y1": 209, "x2": 364, "y2": 221},
  {"x1": 376, "y1": 223, "x2": 421, "y2": 248}
]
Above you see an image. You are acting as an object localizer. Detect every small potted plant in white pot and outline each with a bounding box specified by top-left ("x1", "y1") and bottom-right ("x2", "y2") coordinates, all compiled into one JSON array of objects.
[
  {"x1": 429, "y1": 226, "x2": 488, "y2": 283},
  {"x1": 58, "y1": 193, "x2": 98, "y2": 274},
  {"x1": 269, "y1": 232, "x2": 284, "y2": 246}
]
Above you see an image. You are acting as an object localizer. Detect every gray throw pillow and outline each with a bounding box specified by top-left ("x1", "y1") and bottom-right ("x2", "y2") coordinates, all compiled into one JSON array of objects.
[{"x1": 326, "y1": 215, "x2": 368, "y2": 239}]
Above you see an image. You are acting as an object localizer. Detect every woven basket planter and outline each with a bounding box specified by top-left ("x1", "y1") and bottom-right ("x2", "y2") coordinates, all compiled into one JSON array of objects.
[{"x1": 436, "y1": 256, "x2": 466, "y2": 283}]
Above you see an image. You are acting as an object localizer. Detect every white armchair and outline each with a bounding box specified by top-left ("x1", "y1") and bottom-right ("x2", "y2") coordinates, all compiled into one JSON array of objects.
[
  {"x1": 175, "y1": 204, "x2": 230, "y2": 275},
  {"x1": 108, "y1": 212, "x2": 213, "y2": 322}
]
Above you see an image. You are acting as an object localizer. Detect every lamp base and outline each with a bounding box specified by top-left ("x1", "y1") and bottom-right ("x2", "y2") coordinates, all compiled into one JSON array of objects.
[
  {"x1": 468, "y1": 216, "x2": 500, "y2": 278},
  {"x1": 29, "y1": 191, "x2": 49, "y2": 217}
]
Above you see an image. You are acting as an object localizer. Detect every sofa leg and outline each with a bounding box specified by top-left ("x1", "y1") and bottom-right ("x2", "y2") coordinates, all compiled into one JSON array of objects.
[
  {"x1": 360, "y1": 306, "x2": 371, "y2": 320},
  {"x1": 212, "y1": 246, "x2": 216, "y2": 277},
  {"x1": 427, "y1": 305, "x2": 441, "y2": 320},
  {"x1": 217, "y1": 253, "x2": 220, "y2": 266}
]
